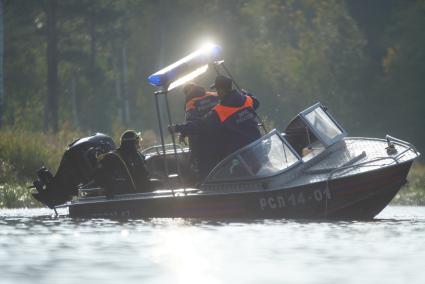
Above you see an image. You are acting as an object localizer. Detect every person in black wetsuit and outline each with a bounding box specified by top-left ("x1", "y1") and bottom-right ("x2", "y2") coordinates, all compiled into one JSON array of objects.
[
  {"x1": 169, "y1": 75, "x2": 261, "y2": 179},
  {"x1": 96, "y1": 130, "x2": 150, "y2": 197}
]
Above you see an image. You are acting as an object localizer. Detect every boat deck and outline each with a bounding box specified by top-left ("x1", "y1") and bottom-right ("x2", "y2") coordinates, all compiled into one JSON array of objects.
[{"x1": 284, "y1": 137, "x2": 418, "y2": 188}]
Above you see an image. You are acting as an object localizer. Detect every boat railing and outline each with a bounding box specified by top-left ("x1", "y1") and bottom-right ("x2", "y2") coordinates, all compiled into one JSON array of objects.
[
  {"x1": 385, "y1": 135, "x2": 419, "y2": 155},
  {"x1": 303, "y1": 151, "x2": 366, "y2": 175},
  {"x1": 327, "y1": 156, "x2": 398, "y2": 180},
  {"x1": 141, "y1": 143, "x2": 188, "y2": 156},
  {"x1": 348, "y1": 136, "x2": 420, "y2": 161},
  {"x1": 326, "y1": 136, "x2": 419, "y2": 181}
]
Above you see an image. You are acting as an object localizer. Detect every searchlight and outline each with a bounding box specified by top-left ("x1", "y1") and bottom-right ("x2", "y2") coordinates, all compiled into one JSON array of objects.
[{"x1": 148, "y1": 43, "x2": 221, "y2": 91}]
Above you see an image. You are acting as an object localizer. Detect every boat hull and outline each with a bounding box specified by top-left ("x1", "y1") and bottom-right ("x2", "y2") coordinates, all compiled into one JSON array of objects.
[{"x1": 68, "y1": 160, "x2": 413, "y2": 220}]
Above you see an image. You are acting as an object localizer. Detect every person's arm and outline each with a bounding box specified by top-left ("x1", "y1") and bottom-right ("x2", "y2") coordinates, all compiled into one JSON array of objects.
[
  {"x1": 136, "y1": 152, "x2": 149, "y2": 180},
  {"x1": 241, "y1": 90, "x2": 260, "y2": 110},
  {"x1": 173, "y1": 110, "x2": 220, "y2": 136},
  {"x1": 185, "y1": 108, "x2": 198, "y2": 121},
  {"x1": 250, "y1": 95, "x2": 260, "y2": 110}
]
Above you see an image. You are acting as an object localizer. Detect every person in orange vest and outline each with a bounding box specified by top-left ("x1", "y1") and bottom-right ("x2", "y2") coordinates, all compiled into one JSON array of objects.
[
  {"x1": 170, "y1": 75, "x2": 261, "y2": 179},
  {"x1": 182, "y1": 83, "x2": 219, "y2": 178},
  {"x1": 183, "y1": 83, "x2": 219, "y2": 121}
]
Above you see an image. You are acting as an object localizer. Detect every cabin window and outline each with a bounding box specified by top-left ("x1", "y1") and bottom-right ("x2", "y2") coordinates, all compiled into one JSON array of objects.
[
  {"x1": 210, "y1": 156, "x2": 251, "y2": 180},
  {"x1": 284, "y1": 103, "x2": 346, "y2": 160},
  {"x1": 304, "y1": 107, "x2": 342, "y2": 142},
  {"x1": 240, "y1": 135, "x2": 299, "y2": 176},
  {"x1": 284, "y1": 117, "x2": 325, "y2": 159},
  {"x1": 205, "y1": 132, "x2": 300, "y2": 182}
]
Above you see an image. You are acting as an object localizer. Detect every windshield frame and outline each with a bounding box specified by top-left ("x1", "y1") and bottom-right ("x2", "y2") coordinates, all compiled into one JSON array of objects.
[
  {"x1": 203, "y1": 129, "x2": 302, "y2": 183},
  {"x1": 299, "y1": 103, "x2": 346, "y2": 147}
]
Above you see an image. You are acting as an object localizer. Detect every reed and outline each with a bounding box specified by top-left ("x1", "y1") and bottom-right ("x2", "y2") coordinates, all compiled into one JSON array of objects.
[
  {"x1": 0, "y1": 184, "x2": 41, "y2": 208},
  {"x1": 0, "y1": 127, "x2": 84, "y2": 208},
  {"x1": 393, "y1": 162, "x2": 425, "y2": 205},
  {"x1": 0, "y1": 127, "x2": 85, "y2": 181}
]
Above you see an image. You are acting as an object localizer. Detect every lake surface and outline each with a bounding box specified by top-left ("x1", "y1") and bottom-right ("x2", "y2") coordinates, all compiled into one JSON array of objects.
[{"x1": 1, "y1": 206, "x2": 425, "y2": 284}]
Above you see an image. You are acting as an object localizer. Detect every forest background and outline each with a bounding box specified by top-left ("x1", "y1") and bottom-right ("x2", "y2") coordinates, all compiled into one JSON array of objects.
[{"x1": 0, "y1": 0, "x2": 424, "y2": 207}]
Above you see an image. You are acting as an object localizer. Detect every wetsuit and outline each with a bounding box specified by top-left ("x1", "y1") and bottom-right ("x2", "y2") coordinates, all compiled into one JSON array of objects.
[{"x1": 96, "y1": 147, "x2": 150, "y2": 196}]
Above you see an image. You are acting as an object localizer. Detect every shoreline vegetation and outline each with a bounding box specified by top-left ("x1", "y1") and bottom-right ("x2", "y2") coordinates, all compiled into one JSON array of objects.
[{"x1": 0, "y1": 129, "x2": 424, "y2": 209}]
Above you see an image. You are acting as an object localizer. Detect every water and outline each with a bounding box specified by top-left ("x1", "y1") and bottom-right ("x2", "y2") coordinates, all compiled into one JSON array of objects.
[{"x1": 1, "y1": 206, "x2": 425, "y2": 284}]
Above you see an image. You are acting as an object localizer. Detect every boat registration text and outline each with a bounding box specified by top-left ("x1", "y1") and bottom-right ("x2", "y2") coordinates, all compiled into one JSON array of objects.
[{"x1": 259, "y1": 188, "x2": 331, "y2": 210}]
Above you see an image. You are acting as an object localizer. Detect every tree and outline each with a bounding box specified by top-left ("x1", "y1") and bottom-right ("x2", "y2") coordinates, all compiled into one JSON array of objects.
[
  {"x1": 2, "y1": 0, "x2": 424, "y2": 154},
  {"x1": 236, "y1": 0, "x2": 368, "y2": 130},
  {"x1": 0, "y1": 0, "x2": 4, "y2": 128},
  {"x1": 45, "y1": 0, "x2": 59, "y2": 132},
  {"x1": 373, "y1": 0, "x2": 425, "y2": 149}
]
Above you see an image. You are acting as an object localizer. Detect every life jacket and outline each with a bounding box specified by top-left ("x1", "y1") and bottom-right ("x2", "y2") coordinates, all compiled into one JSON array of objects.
[
  {"x1": 213, "y1": 95, "x2": 254, "y2": 123},
  {"x1": 212, "y1": 95, "x2": 261, "y2": 160},
  {"x1": 185, "y1": 92, "x2": 219, "y2": 118}
]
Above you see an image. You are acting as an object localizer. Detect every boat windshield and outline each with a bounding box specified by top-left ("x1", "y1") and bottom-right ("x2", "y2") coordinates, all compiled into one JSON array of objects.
[
  {"x1": 304, "y1": 107, "x2": 342, "y2": 142},
  {"x1": 204, "y1": 131, "x2": 300, "y2": 183},
  {"x1": 284, "y1": 103, "x2": 347, "y2": 161}
]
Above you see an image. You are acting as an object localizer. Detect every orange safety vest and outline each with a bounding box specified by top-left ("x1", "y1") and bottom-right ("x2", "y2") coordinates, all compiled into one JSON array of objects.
[
  {"x1": 185, "y1": 92, "x2": 218, "y2": 112},
  {"x1": 213, "y1": 96, "x2": 254, "y2": 123}
]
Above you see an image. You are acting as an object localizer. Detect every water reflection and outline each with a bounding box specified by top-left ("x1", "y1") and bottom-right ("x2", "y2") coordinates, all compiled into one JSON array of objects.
[{"x1": 0, "y1": 206, "x2": 425, "y2": 284}]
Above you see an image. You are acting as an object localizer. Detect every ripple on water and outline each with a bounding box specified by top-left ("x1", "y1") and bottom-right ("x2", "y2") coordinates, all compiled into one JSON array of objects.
[{"x1": 0, "y1": 206, "x2": 424, "y2": 284}]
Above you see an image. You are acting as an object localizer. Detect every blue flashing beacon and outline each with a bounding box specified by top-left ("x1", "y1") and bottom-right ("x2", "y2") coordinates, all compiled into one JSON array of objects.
[{"x1": 148, "y1": 43, "x2": 221, "y2": 88}]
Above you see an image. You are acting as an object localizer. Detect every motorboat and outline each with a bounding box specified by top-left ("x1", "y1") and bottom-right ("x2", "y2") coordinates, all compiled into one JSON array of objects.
[{"x1": 31, "y1": 44, "x2": 420, "y2": 219}]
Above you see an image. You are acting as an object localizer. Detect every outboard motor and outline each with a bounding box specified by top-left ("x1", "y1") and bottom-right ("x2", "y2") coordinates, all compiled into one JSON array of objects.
[{"x1": 32, "y1": 133, "x2": 116, "y2": 208}]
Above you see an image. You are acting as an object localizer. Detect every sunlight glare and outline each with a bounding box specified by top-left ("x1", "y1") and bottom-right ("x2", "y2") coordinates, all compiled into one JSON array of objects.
[
  {"x1": 150, "y1": 223, "x2": 219, "y2": 284},
  {"x1": 168, "y1": 64, "x2": 209, "y2": 91},
  {"x1": 198, "y1": 41, "x2": 216, "y2": 54}
]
